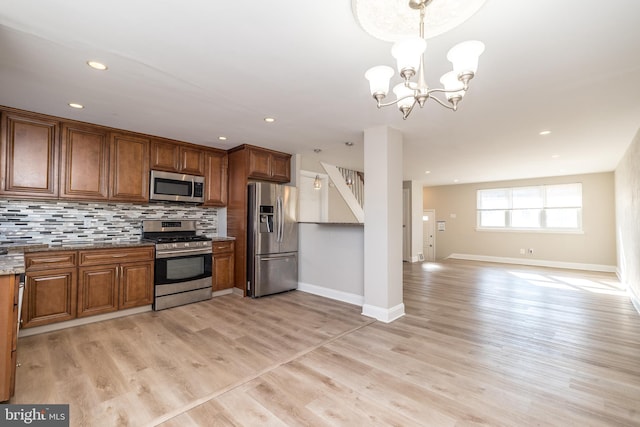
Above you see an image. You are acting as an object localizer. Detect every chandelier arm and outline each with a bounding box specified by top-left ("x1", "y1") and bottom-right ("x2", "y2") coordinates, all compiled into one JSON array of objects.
[
  {"x1": 376, "y1": 94, "x2": 417, "y2": 109},
  {"x1": 428, "y1": 95, "x2": 456, "y2": 111},
  {"x1": 427, "y1": 87, "x2": 468, "y2": 96},
  {"x1": 402, "y1": 98, "x2": 418, "y2": 119}
]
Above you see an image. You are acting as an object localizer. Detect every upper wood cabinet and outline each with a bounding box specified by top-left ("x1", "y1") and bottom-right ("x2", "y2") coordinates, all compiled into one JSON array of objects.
[
  {"x1": 60, "y1": 123, "x2": 110, "y2": 201},
  {"x1": 150, "y1": 139, "x2": 205, "y2": 176},
  {"x1": 109, "y1": 133, "x2": 150, "y2": 203},
  {"x1": 203, "y1": 149, "x2": 228, "y2": 207},
  {"x1": 0, "y1": 110, "x2": 59, "y2": 198},
  {"x1": 246, "y1": 146, "x2": 291, "y2": 182}
]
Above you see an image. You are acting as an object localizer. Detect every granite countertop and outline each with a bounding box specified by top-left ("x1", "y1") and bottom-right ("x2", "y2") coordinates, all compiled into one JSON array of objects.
[
  {"x1": 0, "y1": 240, "x2": 156, "y2": 275},
  {"x1": 0, "y1": 238, "x2": 235, "y2": 275}
]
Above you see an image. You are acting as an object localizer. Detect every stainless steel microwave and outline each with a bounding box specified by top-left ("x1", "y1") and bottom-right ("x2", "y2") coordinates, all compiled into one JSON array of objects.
[{"x1": 149, "y1": 170, "x2": 205, "y2": 203}]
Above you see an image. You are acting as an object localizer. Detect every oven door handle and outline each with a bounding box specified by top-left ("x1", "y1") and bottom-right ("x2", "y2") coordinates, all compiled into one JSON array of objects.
[{"x1": 156, "y1": 248, "x2": 212, "y2": 258}]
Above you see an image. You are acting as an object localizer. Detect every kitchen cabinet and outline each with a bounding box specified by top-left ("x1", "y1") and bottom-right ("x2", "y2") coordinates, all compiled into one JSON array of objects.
[
  {"x1": 22, "y1": 247, "x2": 154, "y2": 328},
  {"x1": 150, "y1": 139, "x2": 205, "y2": 176},
  {"x1": 0, "y1": 110, "x2": 59, "y2": 199},
  {"x1": 109, "y1": 132, "x2": 150, "y2": 203},
  {"x1": 245, "y1": 146, "x2": 291, "y2": 182},
  {"x1": 23, "y1": 251, "x2": 78, "y2": 328},
  {"x1": 78, "y1": 247, "x2": 154, "y2": 313},
  {"x1": 60, "y1": 123, "x2": 110, "y2": 201},
  {"x1": 203, "y1": 148, "x2": 228, "y2": 207},
  {"x1": 212, "y1": 240, "x2": 234, "y2": 291},
  {"x1": 227, "y1": 144, "x2": 292, "y2": 294},
  {"x1": 0, "y1": 274, "x2": 18, "y2": 402}
]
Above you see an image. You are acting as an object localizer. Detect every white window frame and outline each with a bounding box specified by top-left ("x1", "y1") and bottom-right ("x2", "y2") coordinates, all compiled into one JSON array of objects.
[{"x1": 476, "y1": 183, "x2": 583, "y2": 233}]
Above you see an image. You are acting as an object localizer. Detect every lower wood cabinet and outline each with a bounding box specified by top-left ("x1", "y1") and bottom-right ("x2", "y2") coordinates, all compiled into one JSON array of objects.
[
  {"x1": 77, "y1": 265, "x2": 118, "y2": 317},
  {"x1": 212, "y1": 240, "x2": 235, "y2": 291},
  {"x1": 23, "y1": 246, "x2": 154, "y2": 328},
  {"x1": 0, "y1": 274, "x2": 19, "y2": 401},
  {"x1": 23, "y1": 251, "x2": 77, "y2": 329},
  {"x1": 23, "y1": 268, "x2": 77, "y2": 328}
]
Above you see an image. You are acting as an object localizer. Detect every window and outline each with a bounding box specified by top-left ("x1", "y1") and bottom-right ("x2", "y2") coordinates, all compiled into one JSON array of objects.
[{"x1": 477, "y1": 183, "x2": 582, "y2": 231}]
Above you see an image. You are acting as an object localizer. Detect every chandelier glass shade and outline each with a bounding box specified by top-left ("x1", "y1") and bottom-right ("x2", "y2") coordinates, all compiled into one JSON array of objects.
[{"x1": 363, "y1": 0, "x2": 485, "y2": 119}]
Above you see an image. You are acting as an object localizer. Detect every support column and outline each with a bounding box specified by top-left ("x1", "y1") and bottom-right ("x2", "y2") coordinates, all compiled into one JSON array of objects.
[{"x1": 362, "y1": 125, "x2": 405, "y2": 322}]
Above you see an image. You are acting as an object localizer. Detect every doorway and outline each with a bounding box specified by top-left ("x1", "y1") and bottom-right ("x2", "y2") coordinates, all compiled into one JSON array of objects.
[{"x1": 423, "y1": 209, "x2": 435, "y2": 261}]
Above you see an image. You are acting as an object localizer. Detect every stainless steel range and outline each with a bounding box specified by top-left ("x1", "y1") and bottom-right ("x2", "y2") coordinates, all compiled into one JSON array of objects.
[{"x1": 142, "y1": 219, "x2": 212, "y2": 310}]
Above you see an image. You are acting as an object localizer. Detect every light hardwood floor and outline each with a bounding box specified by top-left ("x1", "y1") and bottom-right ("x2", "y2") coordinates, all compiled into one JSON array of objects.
[{"x1": 12, "y1": 260, "x2": 640, "y2": 426}]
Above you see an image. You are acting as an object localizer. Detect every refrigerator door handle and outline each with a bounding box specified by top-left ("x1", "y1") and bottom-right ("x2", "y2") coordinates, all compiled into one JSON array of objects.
[{"x1": 277, "y1": 196, "x2": 283, "y2": 242}]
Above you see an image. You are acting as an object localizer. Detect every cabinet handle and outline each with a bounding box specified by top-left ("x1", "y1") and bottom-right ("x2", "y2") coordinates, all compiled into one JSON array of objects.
[{"x1": 16, "y1": 363, "x2": 21, "y2": 368}]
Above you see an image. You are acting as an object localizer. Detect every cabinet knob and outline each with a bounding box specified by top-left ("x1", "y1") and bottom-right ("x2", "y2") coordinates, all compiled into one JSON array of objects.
[{"x1": 16, "y1": 362, "x2": 22, "y2": 368}]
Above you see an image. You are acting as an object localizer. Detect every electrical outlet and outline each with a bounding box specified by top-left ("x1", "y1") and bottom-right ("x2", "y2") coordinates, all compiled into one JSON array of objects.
[
  {"x1": 520, "y1": 248, "x2": 525, "y2": 255},
  {"x1": 528, "y1": 248, "x2": 534, "y2": 254}
]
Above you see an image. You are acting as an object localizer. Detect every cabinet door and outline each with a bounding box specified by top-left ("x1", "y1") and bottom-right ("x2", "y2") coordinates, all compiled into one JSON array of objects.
[
  {"x1": 22, "y1": 268, "x2": 76, "y2": 328},
  {"x1": 150, "y1": 140, "x2": 180, "y2": 172},
  {"x1": 60, "y1": 123, "x2": 109, "y2": 200},
  {"x1": 119, "y1": 261, "x2": 153, "y2": 309},
  {"x1": 270, "y1": 152, "x2": 291, "y2": 182},
  {"x1": 77, "y1": 265, "x2": 118, "y2": 317},
  {"x1": 0, "y1": 274, "x2": 16, "y2": 401},
  {"x1": 0, "y1": 111, "x2": 59, "y2": 198},
  {"x1": 213, "y1": 251, "x2": 235, "y2": 291},
  {"x1": 179, "y1": 146, "x2": 205, "y2": 175},
  {"x1": 203, "y1": 149, "x2": 228, "y2": 206},
  {"x1": 109, "y1": 133, "x2": 150, "y2": 202},
  {"x1": 247, "y1": 148, "x2": 272, "y2": 180}
]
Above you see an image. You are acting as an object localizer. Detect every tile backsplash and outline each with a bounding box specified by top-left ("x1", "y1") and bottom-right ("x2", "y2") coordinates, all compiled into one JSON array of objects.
[{"x1": 0, "y1": 199, "x2": 219, "y2": 245}]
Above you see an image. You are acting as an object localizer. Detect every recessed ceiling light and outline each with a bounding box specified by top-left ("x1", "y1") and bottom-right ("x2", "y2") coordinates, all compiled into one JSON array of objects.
[
  {"x1": 551, "y1": 154, "x2": 560, "y2": 159},
  {"x1": 264, "y1": 117, "x2": 276, "y2": 123},
  {"x1": 218, "y1": 136, "x2": 227, "y2": 141},
  {"x1": 68, "y1": 103, "x2": 84, "y2": 109},
  {"x1": 539, "y1": 130, "x2": 551, "y2": 135},
  {"x1": 453, "y1": 179, "x2": 459, "y2": 183},
  {"x1": 425, "y1": 170, "x2": 431, "y2": 174},
  {"x1": 87, "y1": 61, "x2": 108, "y2": 71}
]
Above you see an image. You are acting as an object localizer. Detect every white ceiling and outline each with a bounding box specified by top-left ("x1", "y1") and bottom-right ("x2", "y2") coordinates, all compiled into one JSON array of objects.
[{"x1": 1, "y1": 0, "x2": 639, "y2": 186}]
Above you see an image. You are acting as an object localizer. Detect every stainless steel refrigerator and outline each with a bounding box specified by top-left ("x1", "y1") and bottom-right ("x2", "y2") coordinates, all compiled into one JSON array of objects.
[{"x1": 247, "y1": 182, "x2": 298, "y2": 297}]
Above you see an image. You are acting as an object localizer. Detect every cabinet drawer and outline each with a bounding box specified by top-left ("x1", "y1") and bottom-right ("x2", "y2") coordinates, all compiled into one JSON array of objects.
[
  {"x1": 79, "y1": 247, "x2": 154, "y2": 266},
  {"x1": 212, "y1": 241, "x2": 234, "y2": 253},
  {"x1": 24, "y1": 251, "x2": 77, "y2": 271}
]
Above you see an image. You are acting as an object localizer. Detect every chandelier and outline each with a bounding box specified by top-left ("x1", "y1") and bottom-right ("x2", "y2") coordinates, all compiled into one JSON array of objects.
[{"x1": 363, "y1": 0, "x2": 485, "y2": 119}]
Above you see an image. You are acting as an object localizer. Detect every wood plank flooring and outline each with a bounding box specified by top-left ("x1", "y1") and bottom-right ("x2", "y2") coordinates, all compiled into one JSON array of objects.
[{"x1": 11, "y1": 260, "x2": 640, "y2": 426}]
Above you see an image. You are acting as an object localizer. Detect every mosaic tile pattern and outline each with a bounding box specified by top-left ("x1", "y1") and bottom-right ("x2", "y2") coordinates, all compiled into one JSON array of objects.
[{"x1": 0, "y1": 199, "x2": 219, "y2": 245}]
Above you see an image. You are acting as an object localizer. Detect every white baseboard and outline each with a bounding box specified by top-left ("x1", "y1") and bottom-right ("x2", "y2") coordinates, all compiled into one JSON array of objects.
[
  {"x1": 297, "y1": 282, "x2": 364, "y2": 306},
  {"x1": 446, "y1": 253, "x2": 617, "y2": 273},
  {"x1": 362, "y1": 302, "x2": 405, "y2": 323},
  {"x1": 19, "y1": 305, "x2": 152, "y2": 337}
]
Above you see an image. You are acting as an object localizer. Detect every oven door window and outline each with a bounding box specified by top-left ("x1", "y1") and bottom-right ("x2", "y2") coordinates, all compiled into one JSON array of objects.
[
  {"x1": 155, "y1": 254, "x2": 212, "y2": 285},
  {"x1": 154, "y1": 178, "x2": 193, "y2": 197}
]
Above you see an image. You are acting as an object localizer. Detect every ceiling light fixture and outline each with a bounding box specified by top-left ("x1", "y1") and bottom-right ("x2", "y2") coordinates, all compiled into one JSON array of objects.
[
  {"x1": 68, "y1": 103, "x2": 84, "y2": 109},
  {"x1": 363, "y1": 0, "x2": 485, "y2": 119},
  {"x1": 539, "y1": 130, "x2": 552, "y2": 135},
  {"x1": 218, "y1": 136, "x2": 227, "y2": 141},
  {"x1": 264, "y1": 117, "x2": 276, "y2": 123},
  {"x1": 87, "y1": 61, "x2": 108, "y2": 71},
  {"x1": 313, "y1": 175, "x2": 322, "y2": 190}
]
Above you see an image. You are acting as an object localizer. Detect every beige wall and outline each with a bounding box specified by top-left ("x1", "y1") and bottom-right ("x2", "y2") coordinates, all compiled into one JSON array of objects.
[
  {"x1": 423, "y1": 172, "x2": 616, "y2": 267},
  {"x1": 615, "y1": 129, "x2": 640, "y2": 309}
]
